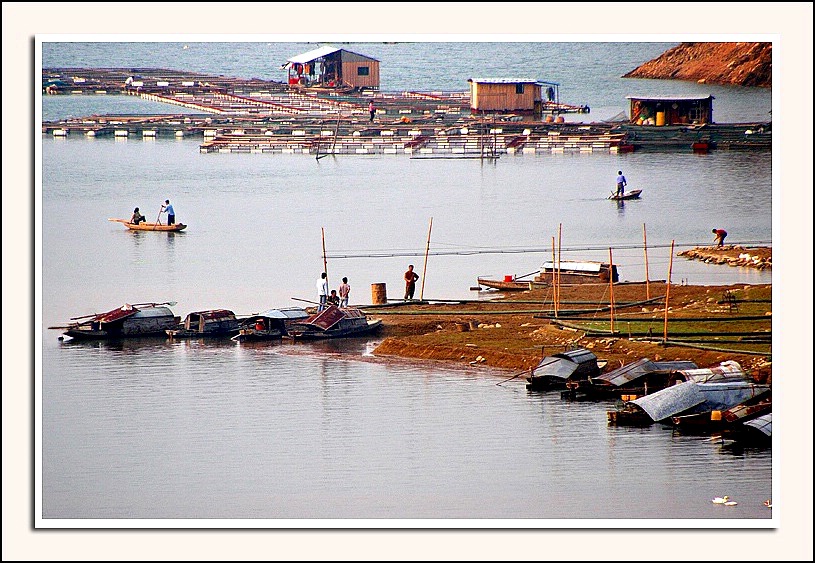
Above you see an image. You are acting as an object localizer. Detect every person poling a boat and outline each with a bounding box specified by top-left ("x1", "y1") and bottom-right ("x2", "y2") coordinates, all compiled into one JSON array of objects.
[
  {"x1": 616, "y1": 170, "x2": 627, "y2": 197},
  {"x1": 160, "y1": 199, "x2": 175, "y2": 225}
]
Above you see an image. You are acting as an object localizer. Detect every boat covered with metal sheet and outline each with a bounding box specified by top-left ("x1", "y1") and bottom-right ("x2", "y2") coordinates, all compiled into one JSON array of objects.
[
  {"x1": 59, "y1": 302, "x2": 180, "y2": 340},
  {"x1": 285, "y1": 305, "x2": 382, "y2": 340},
  {"x1": 231, "y1": 307, "x2": 310, "y2": 342},
  {"x1": 607, "y1": 360, "x2": 769, "y2": 426},
  {"x1": 577, "y1": 357, "x2": 699, "y2": 400},
  {"x1": 166, "y1": 309, "x2": 242, "y2": 339},
  {"x1": 526, "y1": 347, "x2": 605, "y2": 391}
]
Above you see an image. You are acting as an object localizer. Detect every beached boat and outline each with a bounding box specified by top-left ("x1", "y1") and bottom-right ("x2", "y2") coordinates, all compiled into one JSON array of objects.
[
  {"x1": 476, "y1": 276, "x2": 548, "y2": 291},
  {"x1": 477, "y1": 260, "x2": 619, "y2": 291},
  {"x1": 608, "y1": 189, "x2": 642, "y2": 201},
  {"x1": 57, "y1": 302, "x2": 180, "y2": 340},
  {"x1": 231, "y1": 307, "x2": 310, "y2": 342},
  {"x1": 541, "y1": 260, "x2": 619, "y2": 284},
  {"x1": 285, "y1": 305, "x2": 382, "y2": 340},
  {"x1": 108, "y1": 218, "x2": 187, "y2": 232},
  {"x1": 166, "y1": 309, "x2": 242, "y2": 339},
  {"x1": 526, "y1": 348, "x2": 605, "y2": 391}
]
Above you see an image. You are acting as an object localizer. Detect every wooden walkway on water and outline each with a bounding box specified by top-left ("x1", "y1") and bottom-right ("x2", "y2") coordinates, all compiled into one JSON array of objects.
[{"x1": 42, "y1": 68, "x2": 771, "y2": 152}]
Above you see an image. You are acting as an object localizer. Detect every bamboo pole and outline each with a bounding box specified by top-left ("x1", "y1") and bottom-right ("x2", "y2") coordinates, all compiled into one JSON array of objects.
[
  {"x1": 608, "y1": 247, "x2": 616, "y2": 334},
  {"x1": 321, "y1": 227, "x2": 329, "y2": 291},
  {"x1": 551, "y1": 236, "x2": 558, "y2": 318},
  {"x1": 557, "y1": 223, "x2": 563, "y2": 315},
  {"x1": 419, "y1": 217, "x2": 433, "y2": 300},
  {"x1": 643, "y1": 223, "x2": 651, "y2": 299},
  {"x1": 663, "y1": 240, "x2": 675, "y2": 343}
]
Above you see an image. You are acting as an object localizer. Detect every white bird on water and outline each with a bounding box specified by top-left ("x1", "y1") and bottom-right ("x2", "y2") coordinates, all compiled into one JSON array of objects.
[
  {"x1": 724, "y1": 500, "x2": 738, "y2": 506},
  {"x1": 764, "y1": 499, "x2": 773, "y2": 508},
  {"x1": 712, "y1": 496, "x2": 729, "y2": 504}
]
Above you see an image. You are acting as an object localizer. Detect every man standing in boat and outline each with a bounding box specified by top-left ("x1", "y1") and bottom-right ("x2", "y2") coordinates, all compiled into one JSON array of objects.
[
  {"x1": 616, "y1": 171, "x2": 627, "y2": 197},
  {"x1": 317, "y1": 272, "x2": 329, "y2": 311},
  {"x1": 404, "y1": 265, "x2": 420, "y2": 301},
  {"x1": 338, "y1": 277, "x2": 351, "y2": 308},
  {"x1": 160, "y1": 199, "x2": 176, "y2": 225}
]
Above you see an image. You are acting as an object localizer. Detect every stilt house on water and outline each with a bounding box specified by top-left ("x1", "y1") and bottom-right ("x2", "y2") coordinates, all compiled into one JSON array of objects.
[
  {"x1": 282, "y1": 45, "x2": 380, "y2": 91},
  {"x1": 627, "y1": 95, "x2": 714, "y2": 126},
  {"x1": 468, "y1": 78, "x2": 588, "y2": 118}
]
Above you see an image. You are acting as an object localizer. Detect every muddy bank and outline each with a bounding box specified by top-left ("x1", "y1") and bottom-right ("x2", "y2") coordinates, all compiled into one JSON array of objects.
[
  {"x1": 624, "y1": 42, "x2": 771, "y2": 88},
  {"x1": 370, "y1": 281, "x2": 772, "y2": 384}
]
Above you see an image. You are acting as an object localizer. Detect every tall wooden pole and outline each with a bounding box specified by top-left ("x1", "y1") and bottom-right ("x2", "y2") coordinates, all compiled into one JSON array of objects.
[
  {"x1": 643, "y1": 223, "x2": 651, "y2": 299},
  {"x1": 663, "y1": 240, "x2": 675, "y2": 343},
  {"x1": 557, "y1": 223, "x2": 563, "y2": 315},
  {"x1": 608, "y1": 247, "x2": 616, "y2": 334},
  {"x1": 551, "y1": 236, "x2": 558, "y2": 318},
  {"x1": 420, "y1": 217, "x2": 433, "y2": 300},
  {"x1": 321, "y1": 227, "x2": 329, "y2": 291}
]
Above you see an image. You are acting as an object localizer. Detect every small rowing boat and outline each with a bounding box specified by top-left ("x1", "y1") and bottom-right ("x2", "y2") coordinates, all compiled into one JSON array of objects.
[
  {"x1": 608, "y1": 189, "x2": 642, "y2": 201},
  {"x1": 109, "y1": 218, "x2": 187, "y2": 231}
]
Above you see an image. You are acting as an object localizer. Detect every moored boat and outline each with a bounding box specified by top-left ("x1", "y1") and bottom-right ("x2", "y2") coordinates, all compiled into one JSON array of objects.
[
  {"x1": 477, "y1": 260, "x2": 619, "y2": 291},
  {"x1": 109, "y1": 218, "x2": 187, "y2": 232},
  {"x1": 166, "y1": 309, "x2": 242, "y2": 339},
  {"x1": 58, "y1": 302, "x2": 180, "y2": 340},
  {"x1": 476, "y1": 276, "x2": 548, "y2": 291},
  {"x1": 526, "y1": 348, "x2": 605, "y2": 391},
  {"x1": 541, "y1": 260, "x2": 619, "y2": 284},
  {"x1": 285, "y1": 305, "x2": 382, "y2": 340},
  {"x1": 231, "y1": 307, "x2": 310, "y2": 342},
  {"x1": 607, "y1": 366, "x2": 770, "y2": 427}
]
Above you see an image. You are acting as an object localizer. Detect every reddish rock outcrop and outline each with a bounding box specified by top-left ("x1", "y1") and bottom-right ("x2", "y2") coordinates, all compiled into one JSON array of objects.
[{"x1": 624, "y1": 42, "x2": 771, "y2": 87}]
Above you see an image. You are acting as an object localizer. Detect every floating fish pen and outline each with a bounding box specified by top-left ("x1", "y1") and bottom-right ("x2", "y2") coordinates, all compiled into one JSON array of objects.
[
  {"x1": 43, "y1": 67, "x2": 288, "y2": 96},
  {"x1": 42, "y1": 69, "x2": 771, "y2": 152}
]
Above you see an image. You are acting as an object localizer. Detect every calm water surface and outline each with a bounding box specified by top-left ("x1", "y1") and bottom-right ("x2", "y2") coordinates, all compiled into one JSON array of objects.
[{"x1": 38, "y1": 41, "x2": 773, "y2": 524}]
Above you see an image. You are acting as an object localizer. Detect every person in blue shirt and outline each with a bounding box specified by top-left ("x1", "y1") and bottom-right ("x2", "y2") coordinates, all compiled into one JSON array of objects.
[
  {"x1": 160, "y1": 199, "x2": 175, "y2": 225},
  {"x1": 616, "y1": 171, "x2": 627, "y2": 197}
]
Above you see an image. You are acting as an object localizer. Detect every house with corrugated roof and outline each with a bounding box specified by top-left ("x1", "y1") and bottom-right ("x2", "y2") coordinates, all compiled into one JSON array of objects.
[
  {"x1": 468, "y1": 78, "x2": 559, "y2": 116},
  {"x1": 283, "y1": 45, "x2": 380, "y2": 91}
]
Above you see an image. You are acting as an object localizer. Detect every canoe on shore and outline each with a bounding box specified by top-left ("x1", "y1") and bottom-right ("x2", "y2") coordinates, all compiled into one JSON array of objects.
[
  {"x1": 476, "y1": 277, "x2": 548, "y2": 291},
  {"x1": 109, "y1": 218, "x2": 187, "y2": 231}
]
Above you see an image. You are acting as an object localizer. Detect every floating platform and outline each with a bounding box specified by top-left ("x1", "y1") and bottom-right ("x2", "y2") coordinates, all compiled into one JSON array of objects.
[{"x1": 42, "y1": 68, "x2": 772, "y2": 153}]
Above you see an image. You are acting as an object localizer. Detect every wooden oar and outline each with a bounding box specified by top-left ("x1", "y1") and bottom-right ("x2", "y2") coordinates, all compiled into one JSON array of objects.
[
  {"x1": 495, "y1": 368, "x2": 531, "y2": 386},
  {"x1": 513, "y1": 269, "x2": 540, "y2": 281},
  {"x1": 153, "y1": 206, "x2": 163, "y2": 231}
]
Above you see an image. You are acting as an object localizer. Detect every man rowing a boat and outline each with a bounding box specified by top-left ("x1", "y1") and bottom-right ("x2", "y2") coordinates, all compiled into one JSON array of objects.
[
  {"x1": 616, "y1": 170, "x2": 627, "y2": 197},
  {"x1": 160, "y1": 199, "x2": 175, "y2": 225}
]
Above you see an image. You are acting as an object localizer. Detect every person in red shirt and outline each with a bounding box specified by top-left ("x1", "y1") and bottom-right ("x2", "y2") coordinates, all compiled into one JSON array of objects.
[
  {"x1": 404, "y1": 265, "x2": 419, "y2": 300},
  {"x1": 712, "y1": 228, "x2": 728, "y2": 247}
]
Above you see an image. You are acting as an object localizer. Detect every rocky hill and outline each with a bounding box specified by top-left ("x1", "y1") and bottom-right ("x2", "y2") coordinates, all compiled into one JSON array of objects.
[{"x1": 624, "y1": 42, "x2": 771, "y2": 87}]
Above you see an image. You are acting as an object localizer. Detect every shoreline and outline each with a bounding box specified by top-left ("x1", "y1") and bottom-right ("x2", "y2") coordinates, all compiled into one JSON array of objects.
[{"x1": 364, "y1": 248, "x2": 772, "y2": 383}]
